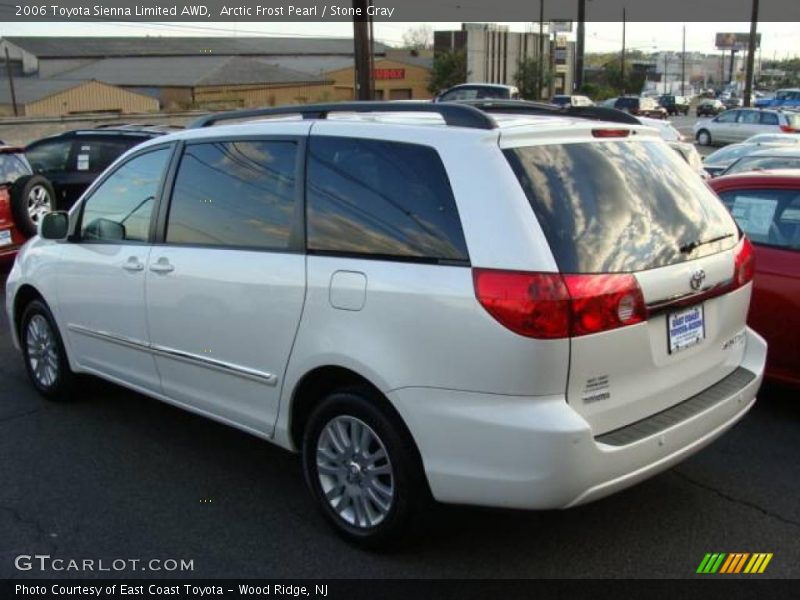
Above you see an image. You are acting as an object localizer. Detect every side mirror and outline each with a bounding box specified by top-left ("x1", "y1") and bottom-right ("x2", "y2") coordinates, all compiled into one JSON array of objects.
[
  {"x1": 39, "y1": 211, "x2": 69, "y2": 240},
  {"x1": 83, "y1": 218, "x2": 124, "y2": 241}
]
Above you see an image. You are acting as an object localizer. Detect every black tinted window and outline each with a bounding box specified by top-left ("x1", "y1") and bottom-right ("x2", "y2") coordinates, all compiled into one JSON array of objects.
[
  {"x1": 719, "y1": 188, "x2": 800, "y2": 250},
  {"x1": 26, "y1": 140, "x2": 72, "y2": 173},
  {"x1": 0, "y1": 153, "x2": 32, "y2": 183},
  {"x1": 760, "y1": 112, "x2": 779, "y2": 125},
  {"x1": 306, "y1": 137, "x2": 468, "y2": 262},
  {"x1": 167, "y1": 141, "x2": 297, "y2": 250},
  {"x1": 80, "y1": 148, "x2": 169, "y2": 242},
  {"x1": 504, "y1": 141, "x2": 739, "y2": 273},
  {"x1": 74, "y1": 139, "x2": 135, "y2": 173}
]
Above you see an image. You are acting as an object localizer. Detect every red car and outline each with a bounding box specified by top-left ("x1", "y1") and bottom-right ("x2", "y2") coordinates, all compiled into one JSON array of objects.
[
  {"x1": 0, "y1": 145, "x2": 56, "y2": 263},
  {"x1": 710, "y1": 171, "x2": 800, "y2": 387}
]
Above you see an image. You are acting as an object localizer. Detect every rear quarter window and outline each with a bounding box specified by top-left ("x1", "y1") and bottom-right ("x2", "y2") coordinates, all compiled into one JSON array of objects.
[
  {"x1": 718, "y1": 188, "x2": 800, "y2": 250},
  {"x1": 503, "y1": 140, "x2": 739, "y2": 273},
  {"x1": 306, "y1": 137, "x2": 469, "y2": 263}
]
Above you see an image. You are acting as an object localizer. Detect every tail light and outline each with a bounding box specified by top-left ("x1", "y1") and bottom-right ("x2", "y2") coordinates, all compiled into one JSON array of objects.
[
  {"x1": 473, "y1": 269, "x2": 647, "y2": 339},
  {"x1": 779, "y1": 125, "x2": 797, "y2": 133},
  {"x1": 733, "y1": 237, "x2": 755, "y2": 288},
  {"x1": 0, "y1": 185, "x2": 11, "y2": 225}
]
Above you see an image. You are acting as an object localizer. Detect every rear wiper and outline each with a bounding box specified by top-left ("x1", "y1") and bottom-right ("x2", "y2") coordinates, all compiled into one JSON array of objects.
[{"x1": 679, "y1": 233, "x2": 734, "y2": 254}]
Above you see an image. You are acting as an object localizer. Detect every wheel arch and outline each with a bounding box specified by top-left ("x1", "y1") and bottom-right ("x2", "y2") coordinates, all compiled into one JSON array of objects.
[
  {"x1": 287, "y1": 366, "x2": 425, "y2": 473},
  {"x1": 13, "y1": 283, "x2": 46, "y2": 338}
]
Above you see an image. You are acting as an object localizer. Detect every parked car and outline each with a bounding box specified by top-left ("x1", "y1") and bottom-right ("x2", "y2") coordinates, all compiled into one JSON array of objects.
[
  {"x1": 6, "y1": 102, "x2": 766, "y2": 547},
  {"x1": 434, "y1": 84, "x2": 520, "y2": 102},
  {"x1": 710, "y1": 171, "x2": 800, "y2": 387},
  {"x1": 744, "y1": 132, "x2": 800, "y2": 145},
  {"x1": 697, "y1": 99, "x2": 726, "y2": 117},
  {"x1": 658, "y1": 94, "x2": 690, "y2": 116},
  {"x1": 551, "y1": 94, "x2": 594, "y2": 108},
  {"x1": 25, "y1": 126, "x2": 178, "y2": 211},
  {"x1": 754, "y1": 88, "x2": 800, "y2": 110},
  {"x1": 638, "y1": 116, "x2": 684, "y2": 142},
  {"x1": 599, "y1": 97, "x2": 618, "y2": 108},
  {"x1": 720, "y1": 146, "x2": 800, "y2": 176},
  {"x1": 694, "y1": 109, "x2": 800, "y2": 146},
  {"x1": 703, "y1": 141, "x2": 799, "y2": 177},
  {"x1": 614, "y1": 96, "x2": 667, "y2": 119},
  {"x1": 668, "y1": 141, "x2": 707, "y2": 178},
  {"x1": 0, "y1": 145, "x2": 56, "y2": 257}
]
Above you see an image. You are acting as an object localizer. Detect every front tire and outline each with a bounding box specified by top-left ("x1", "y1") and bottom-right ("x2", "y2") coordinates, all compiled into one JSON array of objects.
[
  {"x1": 20, "y1": 300, "x2": 75, "y2": 400},
  {"x1": 302, "y1": 386, "x2": 427, "y2": 548},
  {"x1": 696, "y1": 129, "x2": 712, "y2": 146}
]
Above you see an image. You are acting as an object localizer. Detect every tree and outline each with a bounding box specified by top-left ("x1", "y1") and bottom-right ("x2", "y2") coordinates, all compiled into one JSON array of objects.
[
  {"x1": 603, "y1": 59, "x2": 646, "y2": 95},
  {"x1": 514, "y1": 56, "x2": 551, "y2": 100},
  {"x1": 428, "y1": 50, "x2": 467, "y2": 94},
  {"x1": 402, "y1": 24, "x2": 433, "y2": 51}
]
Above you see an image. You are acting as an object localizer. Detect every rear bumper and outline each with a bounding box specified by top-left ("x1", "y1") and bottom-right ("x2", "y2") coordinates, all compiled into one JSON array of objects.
[{"x1": 389, "y1": 327, "x2": 766, "y2": 510}]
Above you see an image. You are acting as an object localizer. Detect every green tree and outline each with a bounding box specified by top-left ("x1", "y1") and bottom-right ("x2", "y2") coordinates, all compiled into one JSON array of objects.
[
  {"x1": 603, "y1": 59, "x2": 646, "y2": 95},
  {"x1": 428, "y1": 50, "x2": 468, "y2": 94},
  {"x1": 514, "y1": 56, "x2": 551, "y2": 100}
]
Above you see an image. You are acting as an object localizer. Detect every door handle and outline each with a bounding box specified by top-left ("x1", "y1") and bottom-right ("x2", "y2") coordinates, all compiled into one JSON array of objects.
[
  {"x1": 149, "y1": 258, "x2": 174, "y2": 274},
  {"x1": 122, "y1": 257, "x2": 144, "y2": 272}
]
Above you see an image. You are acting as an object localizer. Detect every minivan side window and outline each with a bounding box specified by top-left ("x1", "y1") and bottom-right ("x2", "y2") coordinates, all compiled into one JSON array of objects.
[
  {"x1": 716, "y1": 111, "x2": 738, "y2": 123},
  {"x1": 80, "y1": 147, "x2": 170, "y2": 243},
  {"x1": 306, "y1": 137, "x2": 469, "y2": 262},
  {"x1": 166, "y1": 140, "x2": 298, "y2": 250}
]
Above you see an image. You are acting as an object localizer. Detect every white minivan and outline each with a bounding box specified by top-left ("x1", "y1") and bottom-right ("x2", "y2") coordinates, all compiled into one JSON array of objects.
[{"x1": 6, "y1": 102, "x2": 766, "y2": 547}]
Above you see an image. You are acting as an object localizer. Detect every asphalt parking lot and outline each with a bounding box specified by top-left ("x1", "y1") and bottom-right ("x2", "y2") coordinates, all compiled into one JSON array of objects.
[{"x1": 1, "y1": 261, "x2": 799, "y2": 579}]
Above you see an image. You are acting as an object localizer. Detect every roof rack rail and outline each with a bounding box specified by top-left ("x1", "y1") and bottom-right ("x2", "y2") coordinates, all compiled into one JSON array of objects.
[
  {"x1": 188, "y1": 101, "x2": 498, "y2": 130},
  {"x1": 453, "y1": 99, "x2": 642, "y2": 125}
]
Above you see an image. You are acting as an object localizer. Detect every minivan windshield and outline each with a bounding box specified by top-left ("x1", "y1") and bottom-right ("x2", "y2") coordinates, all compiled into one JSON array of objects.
[{"x1": 504, "y1": 140, "x2": 739, "y2": 273}]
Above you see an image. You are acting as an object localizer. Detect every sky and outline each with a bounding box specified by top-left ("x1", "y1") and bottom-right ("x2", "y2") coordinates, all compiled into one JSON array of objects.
[{"x1": 1, "y1": 21, "x2": 798, "y2": 59}]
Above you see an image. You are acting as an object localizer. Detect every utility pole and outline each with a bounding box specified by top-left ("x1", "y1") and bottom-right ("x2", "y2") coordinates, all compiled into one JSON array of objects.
[
  {"x1": 352, "y1": 0, "x2": 373, "y2": 100},
  {"x1": 575, "y1": 0, "x2": 585, "y2": 91},
  {"x1": 620, "y1": 7, "x2": 626, "y2": 94},
  {"x1": 681, "y1": 24, "x2": 686, "y2": 96},
  {"x1": 663, "y1": 53, "x2": 668, "y2": 94},
  {"x1": 744, "y1": 0, "x2": 759, "y2": 107},
  {"x1": 4, "y1": 47, "x2": 18, "y2": 117},
  {"x1": 538, "y1": 0, "x2": 545, "y2": 100}
]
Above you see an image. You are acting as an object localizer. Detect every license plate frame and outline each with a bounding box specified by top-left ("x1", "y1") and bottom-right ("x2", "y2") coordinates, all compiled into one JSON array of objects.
[{"x1": 667, "y1": 304, "x2": 706, "y2": 354}]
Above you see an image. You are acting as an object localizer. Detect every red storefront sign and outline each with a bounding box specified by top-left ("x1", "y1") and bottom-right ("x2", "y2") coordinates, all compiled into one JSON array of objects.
[{"x1": 374, "y1": 68, "x2": 405, "y2": 80}]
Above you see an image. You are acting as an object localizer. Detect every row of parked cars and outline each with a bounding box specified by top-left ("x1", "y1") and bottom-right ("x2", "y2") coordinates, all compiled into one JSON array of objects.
[
  {"x1": 0, "y1": 125, "x2": 179, "y2": 260},
  {"x1": 2, "y1": 98, "x2": 798, "y2": 547}
]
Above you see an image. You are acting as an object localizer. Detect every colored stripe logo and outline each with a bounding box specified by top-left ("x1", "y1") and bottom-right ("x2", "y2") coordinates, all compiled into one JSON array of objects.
[{"x1": 697, "y1": 552, "x2": 773, "y2": 574}]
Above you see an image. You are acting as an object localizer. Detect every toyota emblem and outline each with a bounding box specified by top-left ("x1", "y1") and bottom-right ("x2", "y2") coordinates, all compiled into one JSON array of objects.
[{"x1": 690, "y1": 269, "x2": 706, "y2": 291}]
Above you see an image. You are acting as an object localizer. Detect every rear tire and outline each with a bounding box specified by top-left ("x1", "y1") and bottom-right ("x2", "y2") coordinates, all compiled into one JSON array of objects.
[
  {"x1": 302, "y1": 386, "x2": 428, "y2": 548},
  {"x1": 696, "y1": 129, "x2": 712, "y2": 146},
  {"x1": 11, "y1": 175, "x2": 56, "y2": 238},
  {"x1": 20, "y1": 299, "x2": 75, "y2": 400}
]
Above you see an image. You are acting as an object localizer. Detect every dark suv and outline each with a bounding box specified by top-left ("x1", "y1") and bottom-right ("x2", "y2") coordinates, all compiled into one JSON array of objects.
[
  {"x1": 25, "y1": 125, "x2": 179, "y2": 211},
  {"x1": 0, "y1": 145, "x2": 55, "y2": 258},
  {"x1": 614, "y1": 96, "x2": 668, "y2": 119},
  {"x1": 658, "y1": 95, "x2": 690, "y2": 116}
]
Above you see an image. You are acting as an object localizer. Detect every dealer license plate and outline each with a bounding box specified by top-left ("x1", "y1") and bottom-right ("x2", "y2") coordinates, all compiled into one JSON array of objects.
[{"x1": 668, "y1": 305, "x2": 705, "y2": 354}]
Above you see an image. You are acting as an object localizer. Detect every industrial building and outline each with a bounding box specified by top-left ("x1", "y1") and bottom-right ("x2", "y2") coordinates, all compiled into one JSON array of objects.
[{"x1": 0, "y1": 37, "x2": 434, "y2": 116}]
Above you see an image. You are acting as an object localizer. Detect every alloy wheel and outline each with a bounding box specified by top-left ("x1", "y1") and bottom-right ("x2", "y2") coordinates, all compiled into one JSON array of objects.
[
  {"x1": 26, "y1": 314, "x2": 59, "y2": 388},
  {"x1": 316, "y1": 415, "x2": 395, "y2": 529},
  {"x1": 27, "y1": 185, "x2": 53, "y2": 225}
]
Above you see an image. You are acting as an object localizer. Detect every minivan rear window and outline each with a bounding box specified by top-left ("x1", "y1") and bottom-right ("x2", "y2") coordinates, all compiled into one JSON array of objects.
[{"x1": 504, "y1": 140, "x2": 739, "y2": 273}]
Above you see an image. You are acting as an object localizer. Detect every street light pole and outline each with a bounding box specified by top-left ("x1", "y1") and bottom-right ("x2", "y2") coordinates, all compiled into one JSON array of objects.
[
  {"x1": 575, "y1": 0, "x2": 585, "y2": 91},
  {"x1": 620, "y1": 7, "x2": 626, "y2": 94},
  {"x1": 744, "y1": 0, "x2": 759, "y2": 107},
  {"x1": 538, "y1": 0, "x2": 545, "y2": 100},
  {"x1": 681, "y1": 24, "x2": 686, "y2": 96}
]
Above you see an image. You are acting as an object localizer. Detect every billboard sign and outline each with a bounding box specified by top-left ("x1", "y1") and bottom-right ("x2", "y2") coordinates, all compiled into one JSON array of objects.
[
  {"x1": 715, "y1": 32, "x2": 761, "y2": 51},
  {"x1": 550, "y1": 20, "x2": 573, "y2": 33}
]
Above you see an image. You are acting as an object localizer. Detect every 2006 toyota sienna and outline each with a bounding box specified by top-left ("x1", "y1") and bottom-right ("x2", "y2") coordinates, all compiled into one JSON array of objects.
[{"x1": 5, "y1": 102, "x2": 767, "y2": 546}]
